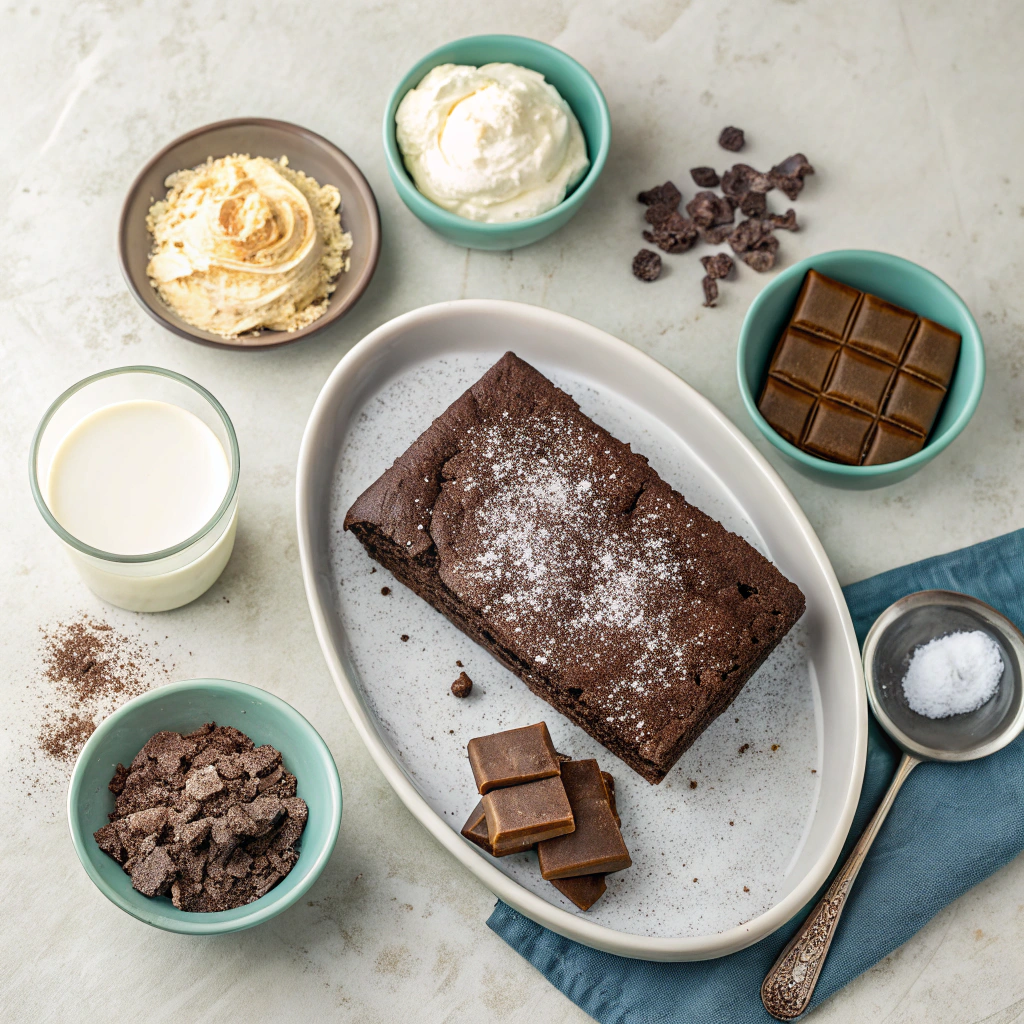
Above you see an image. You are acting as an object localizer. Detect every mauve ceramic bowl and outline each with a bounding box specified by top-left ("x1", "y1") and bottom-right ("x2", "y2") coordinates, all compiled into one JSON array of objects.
[{"x1": 118, "y1": 118, "x2": 381, "y2": 350}]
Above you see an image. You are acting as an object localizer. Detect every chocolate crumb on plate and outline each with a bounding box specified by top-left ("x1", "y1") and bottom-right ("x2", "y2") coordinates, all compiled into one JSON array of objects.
[
  {"x1": 642, "y1": 212, "x2": 698, "y2": 254},
  {"x1": 718, "y1": 126, "x2": 745, "y2": 152},
  {"x1": 698, "y1": 224, "x2": 732, "y2": 245},
  {"x1": 637, "y1": 180, "x2": 682, "y2": 208},
  {"x1": 632, "y1": 248, "x2": 662, "y2": 281},
  {"x1": 400, "y1": 634, "x2": 410, "y2": 642},
  {"x1": 381, "y1": 586, "x2": 391, "y2": 595},
  {"x1": 741, "y1": 242, "x2": 779, "y2": 272},
  {"x1": 739, "y1": 191, "x2": 767, "y2": 217},
  {"x1": 451, "y1": 671, "x2": 473, "y2": 698},
  {"x1": 685, "y1": 191, "x2": 735, "y2": 228},
  {"x1": 690, "y1": 166, "x2": 720, "y2": 188},
  {"x1": 720, "y1": 163, "x2": 772, "y2": 199},
  {"x1": 702, "y1": 276, "x2": 719, "y2": 307},
  {"x1": 765, "y1": 209, "x2": 798, "y2": 231}
]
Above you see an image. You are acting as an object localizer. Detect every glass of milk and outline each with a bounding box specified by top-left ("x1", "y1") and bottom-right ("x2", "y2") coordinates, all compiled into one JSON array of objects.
[{"x1": 30, "y1": 366, "x2": 239, "y2": 612}]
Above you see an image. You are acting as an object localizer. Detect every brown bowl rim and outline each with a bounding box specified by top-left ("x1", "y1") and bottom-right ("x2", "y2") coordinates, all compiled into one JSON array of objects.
[{"x1": 117, "y1": 117, "x2": 382, "y2": 351}]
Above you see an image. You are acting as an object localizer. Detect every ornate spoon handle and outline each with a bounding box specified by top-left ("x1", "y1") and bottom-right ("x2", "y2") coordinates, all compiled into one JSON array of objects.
[{"x1": 761, "y1": 752, "x2": 920, "y2": 1020}]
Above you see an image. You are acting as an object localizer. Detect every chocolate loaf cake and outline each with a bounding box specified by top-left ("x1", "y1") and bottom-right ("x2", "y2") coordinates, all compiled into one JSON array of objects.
[{"x1": 344, "y1": 353, "x2": 805, "y2": 784}]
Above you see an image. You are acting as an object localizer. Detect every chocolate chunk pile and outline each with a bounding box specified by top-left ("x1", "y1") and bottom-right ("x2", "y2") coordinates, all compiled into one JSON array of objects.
[
  {"x1": 94, "y1": 723, "x2": 307, "y2": 912},
  {"x1": 631, "y1": 126, "x2": 814, "y2": 305},
  {"x1": 459, "y1": 722, "x2": 630, "y2": 912}
]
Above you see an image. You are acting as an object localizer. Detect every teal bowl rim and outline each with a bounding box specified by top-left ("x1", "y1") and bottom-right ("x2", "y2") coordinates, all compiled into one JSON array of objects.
[
  {"x1": 382, "y1": 34, "x2": 611, "y2": 236},
  {"x1": 736, "y1": 249, "x2": 985, "y2": 479},
  {"x1": 67, "y1": 678, "x2": 343, "y2": 934}
]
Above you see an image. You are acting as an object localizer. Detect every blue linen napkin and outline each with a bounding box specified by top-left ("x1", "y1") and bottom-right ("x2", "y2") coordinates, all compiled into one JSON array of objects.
[{"x1": 488, "y1": 528, "x2": 1024, "y2": 1023}]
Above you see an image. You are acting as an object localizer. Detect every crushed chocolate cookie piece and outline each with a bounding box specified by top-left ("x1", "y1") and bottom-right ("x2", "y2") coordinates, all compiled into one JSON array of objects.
[
  {"x1": 632, "y1": 248, "x2": 662, "y2": 281},
  {"x1": 721, "y1": 164, "x2": 772, "y2": 198},
  {"x1": 451, "y1": 671, "x2": 474, "y2": 698},
  {"x1": 769, "y1": 173, "x2": 804, "y2": 201},
  {"x1": 771, "y1": 153, "x2": 815, "y2": 180},
  {"x1": 728, "y1": 217, "x2": 771, "y2": 253},
  {"x1": 698, "y1": 224, "x2": 732, "y2": 245},
  {"x1": 765, "y1": 208, "x2": 798, "y2": 231},
  {"x1": 739, "y1": 191, "x2": 767, "y2": 217},
  {"x1": 94, "y1": 723, "x2": 307, "y2": 912},
  {"x1": 685, "y1": 190, "x2": 735, "y2": 228},
  {"x1": 644, "y1": 202, "x2": 677, "y2": 227},
  {"x1": 690, "y1": 166, "x2": 720, "y2": 188},
  {"x1": 701, "y1": 253, "x2": 734, "y2": 280},
  {"x1": 719, "y1": 126, "x2": 745, "y2": 152},
  {"x1": 637, "y1": 181, "x2": 682, "y2": 209},
  {"x1": 741, "y1": 239, "x2": 779, "y2": 272},
  {"x1": 643, "y1": 212, "x2": 698, "y2": 254},
  {"x1": 702, "y1": 276, "x2": 719, "y2": 307}
]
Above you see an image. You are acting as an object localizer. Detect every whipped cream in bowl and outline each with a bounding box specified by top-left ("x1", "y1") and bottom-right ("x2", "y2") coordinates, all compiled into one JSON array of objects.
[{"x1": 396, "y1": 62, "x2": 590, "y2": 223}]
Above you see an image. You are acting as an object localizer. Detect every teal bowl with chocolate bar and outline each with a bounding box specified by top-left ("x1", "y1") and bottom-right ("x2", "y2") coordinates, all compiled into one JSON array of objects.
[
  {"x1": 67, "y1": 679, "x2": 342, "y2": 934},
  {"x1": 736, "y1": 250, "x2": 985, "y2": 489}
]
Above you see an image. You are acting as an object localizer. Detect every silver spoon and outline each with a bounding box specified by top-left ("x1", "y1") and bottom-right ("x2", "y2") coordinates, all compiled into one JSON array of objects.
[{"x1": 762, "y1": 589, "x2": 1024, "y2": 1020}]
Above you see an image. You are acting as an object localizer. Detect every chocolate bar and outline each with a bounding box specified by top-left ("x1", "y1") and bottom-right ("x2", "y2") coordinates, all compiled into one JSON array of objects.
[
  {"x1": 481, "y1": 775, "x2": 575, "y2": 855},
  {"x1": 551, "y1": 874, "x2": 607, "y2": 911},
  {"x1": 537, "y1": 760, "x2": 631, "y2": 880},
  {"x1": 460, "y1": 802, "x2": 491, "y2": 852},
  {"x1": 758, "y1": 270, "x2": 961, "y2": 465},
  {"x1": 468, "y1": 723, "x2": 562, "y2": 795}
]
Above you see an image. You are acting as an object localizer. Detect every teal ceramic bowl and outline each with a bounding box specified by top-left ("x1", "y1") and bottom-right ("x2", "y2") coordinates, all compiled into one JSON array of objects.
[
  {"x1": 383, "y1": 34, "x2": 611, "y2": 251},
  {"x1": 737, "y1": 250, "x2": 985, "y2": 489},
  {"x1": 67, "y1": 679, "x2": 342, "y2": 934}
]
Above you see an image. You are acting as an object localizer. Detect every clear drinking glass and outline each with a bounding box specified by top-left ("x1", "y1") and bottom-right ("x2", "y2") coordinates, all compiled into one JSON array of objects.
[{"x1": 30, "y1": 366, "x2": 240, "y2": 612}]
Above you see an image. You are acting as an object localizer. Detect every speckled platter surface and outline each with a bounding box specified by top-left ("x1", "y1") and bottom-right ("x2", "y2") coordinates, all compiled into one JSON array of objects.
[{"x1": 296, "y1": 299, "x2": 866, "y2": 960}]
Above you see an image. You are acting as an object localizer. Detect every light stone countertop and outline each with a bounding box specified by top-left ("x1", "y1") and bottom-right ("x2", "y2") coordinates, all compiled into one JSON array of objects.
[{"x1": 2, "y1": 1, "x2": 1023, "y2": 1021}]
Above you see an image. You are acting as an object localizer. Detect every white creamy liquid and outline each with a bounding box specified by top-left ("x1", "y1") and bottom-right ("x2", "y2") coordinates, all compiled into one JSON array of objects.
[
  {"x1": 48, "y1": 400, "x2": 229, "y2": 554},
  {"x1": 45, "y1": 399, "x2": 237, "y2": 612}
]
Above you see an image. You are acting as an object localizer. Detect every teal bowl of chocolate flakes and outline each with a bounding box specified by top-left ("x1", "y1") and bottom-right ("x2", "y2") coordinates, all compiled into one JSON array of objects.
[{"x1": 67, "y1": 679, "x2": 342, "y2": 934}]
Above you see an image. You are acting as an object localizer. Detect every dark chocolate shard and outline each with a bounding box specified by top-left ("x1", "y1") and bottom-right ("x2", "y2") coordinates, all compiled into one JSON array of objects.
[{"x1": 690, "y1": 166, "x2": 720, "y2": 188}]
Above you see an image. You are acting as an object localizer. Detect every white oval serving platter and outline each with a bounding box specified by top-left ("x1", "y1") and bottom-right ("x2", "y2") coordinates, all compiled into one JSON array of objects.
[{"x1": 296, "y1": 299, "x2": 866, "y2": 960}]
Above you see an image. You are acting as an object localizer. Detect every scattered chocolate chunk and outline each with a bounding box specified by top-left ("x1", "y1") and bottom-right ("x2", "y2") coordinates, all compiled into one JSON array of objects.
[
  {"x1": 701, "y1": 253, "x2": 734, "y2": 280},
  {"x1": 741, "y1": 239, "x2": 779, "y2": 272},
  {"x1": 451, "y1": 671, "x2": 473, "y2": 698},
  {"x1": 698, "y1": 224, "x2": 732, "y2": 245},
  {"x1": 702, "y1": 276, "x2": 719, "y2": 307},
  {"x1": 632, "y1": 248, "x2": 662, "y2": 281},
  {"x1": 686, "y1": 190, "x2": 735, "y2": 228},
  {"x1": 644, "y1": 203, "x2": 676, "y2": 227},
  {"x1": 728, "y1": 217, "x2": 771, "y2": 253},
  {"x1": 380, "y1": 586, "x2": 391, "y2": 596},
  {"x1": 770, "y1": 173, "x2": 805, "y2": 201},
  {"x1": 719, "y1": 126, "x2": 745, "y2": 152},
  {"x1": 94, "y1": 723, "x2": 306, "y2": 912},
  {"x1": 643, "y1": 212, "x2": 698, "y2": 253},
  {"x1": 739, "y1": 191, "x2": 767, "y2": 217},
  {"x1": 771, "y1": 153, "x2": 815, "y2": 180},
  {"x1": 690, "y1": 166, "x2": 720, "y2": 188},
  {"x1": 765, "y1": 208, "x2": 798, "y2": 231},
  {"x1": 637, "y1": 181, "x2": 682, "y2": 209},
  {"x1": 721, "y1": 163, "x2": 772, "y2": 198}
]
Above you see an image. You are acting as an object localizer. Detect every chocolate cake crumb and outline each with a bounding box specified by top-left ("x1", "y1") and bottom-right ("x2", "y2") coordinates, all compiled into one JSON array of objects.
[
  {"x1": 690, "y1": 167, "x2": 720, "y2": 188},
  {"x1": 381, "y1": 586, "x2": 391, "y2": 595},
  {"x1": 771, "y1": 743, "x2": 780, "y2": 751},
  {"x1": 451, "y1": 672, "x2": 473, "y2": 698},
  {"x1": 689, "y1": 779, "x2": 698, "y2": 790},
  {"x1": 642, "y1": 212, "x2": 698, "y2": 253},
  {"x1": 686, "y1": 191, "x2": 735, "y2": 229},
  {"x1": 701, "y1": 253, "x2": 734, "y2": 280},
  {"x1": 739, "y1": 191, "x2": 767, "y2": 217},
  {"x1": 456, "y1": 660, "x2": 463, "y2": 667},
  {"x1": 94, "y1": 723, "x2": 307, "y2": 912},
  {"x1": 743, "y1": 885, "x2": 750, "y2": 892},
  {"x1": 400, "y1": 634, "x2": 409, "y2": 642},
  {"x1": 765, "y1": 209, "x2": 798, "y2": 232},
  {"x1": 719, "y1": 126, "x2": 745, "y2": 152},
  {"x1": 632, "y1": 248, "x2": 662, "y2": 281},
  {"x1": 702, "y1": 275, "x2": 718, "y2": 307},
  {"x1": 738, "y1": 743, "x2": 750, "y2": 754}
]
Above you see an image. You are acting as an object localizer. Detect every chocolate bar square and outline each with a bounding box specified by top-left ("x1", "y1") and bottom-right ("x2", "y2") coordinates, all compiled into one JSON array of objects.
[
  {"x1": 824, "y1": 349, "x2": 895, "y2": 413},
  {"x1": 803, "y1": 400, "x2": 875, "y2": 463},
  {"x1": 902, "y1": 319, "x2": 962, "y2": 384},
  {"x1": 790, "y1": 271, "x2": 860, "y2": 341},
  {"x1": 769, "y1": 328, "x2": 839, "y2": 392},
  {"x1": 460, "y1": 802, "x2": 492, "y2": 852},
  {"x1": 757, "y1": 270, "x2": 961, "y2": 466},
  {"x1": 863, "y1": 420, "x2": 925, "y2": 466},
  {"x1": 482, "y1": 775, "x2": 575, "y2": 855},
  {"x1": 468, "y1": 722, "x2": 561, "y2": 794},
  {"x1": 537, "y1": 760, "x2": 631, "y2": 880},
  {"x1": 759, "y1": 378, "x2": 816, "y2": 445},
  {"x1": 883, "y1": 372, "x2": 946, "y2": 435},
  {"x1": 847, "y1": 294, "x2": 916, "y2": 362},
  {"x1": 551, "y1": 873, "x2": 607, "y2": 911}
]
